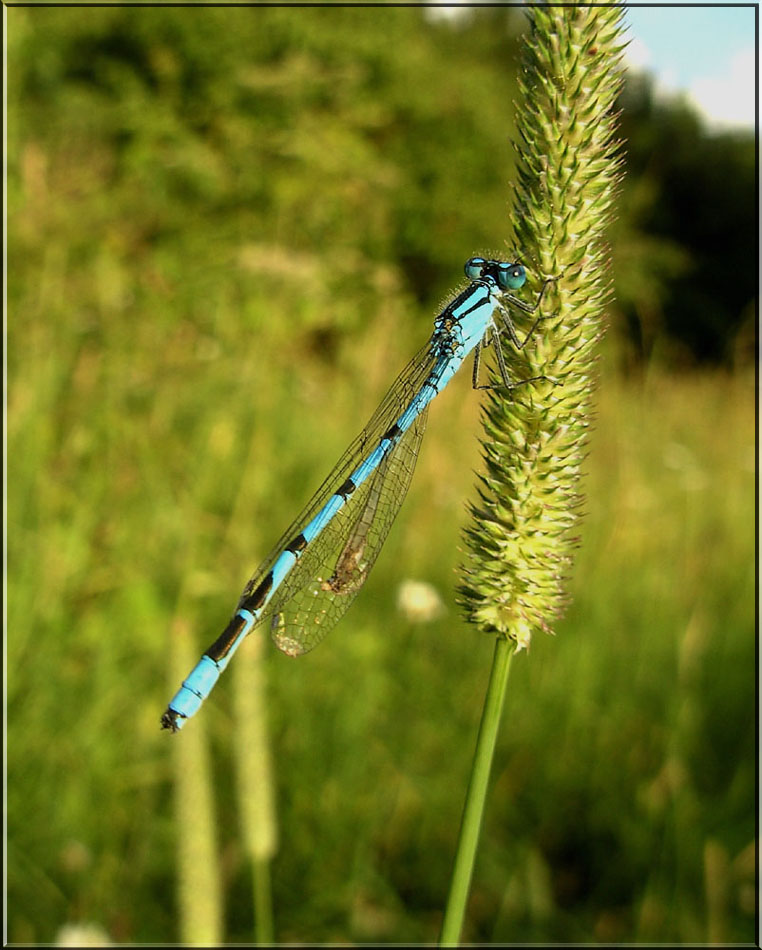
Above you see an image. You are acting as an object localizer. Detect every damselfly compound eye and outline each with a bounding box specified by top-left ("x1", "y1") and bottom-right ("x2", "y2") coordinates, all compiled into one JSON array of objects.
[
  {"x1": 464, "y1": 257, "x2": 487, "y2": 281},
  {"x1": 497, "y1": 262, "x2": 526, "y2": 292}
]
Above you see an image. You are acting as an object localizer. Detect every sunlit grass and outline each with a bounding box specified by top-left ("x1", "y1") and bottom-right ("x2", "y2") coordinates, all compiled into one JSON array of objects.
[
  {"x1": 7, "y1": 245, "x2": 755, "y2": 940},
  {"x1": 6, "y1": 9, "x2": 754, "y2": 939}
]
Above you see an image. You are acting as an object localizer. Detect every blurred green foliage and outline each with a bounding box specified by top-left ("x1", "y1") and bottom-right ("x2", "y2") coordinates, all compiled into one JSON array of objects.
[
  {"x1": 9, "y1": 5, "x2": 754, "y2": 365},
  {"x1": 612, "y1": 74, "x2": 756, "y2": 366},
  {"x1": 7, "y1": 5, "x2": 756, "y2": 945}
]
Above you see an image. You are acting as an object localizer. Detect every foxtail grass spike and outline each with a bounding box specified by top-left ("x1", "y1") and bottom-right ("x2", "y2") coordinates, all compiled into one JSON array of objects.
[{"x1": 459, "y1": 5, "x2": 625, "y2": 651}]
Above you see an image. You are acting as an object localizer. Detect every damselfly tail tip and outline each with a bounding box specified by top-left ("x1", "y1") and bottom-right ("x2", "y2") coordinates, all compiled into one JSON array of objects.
[{"x1": 160, "y1": 708, "x2": 184, "y2": 733}]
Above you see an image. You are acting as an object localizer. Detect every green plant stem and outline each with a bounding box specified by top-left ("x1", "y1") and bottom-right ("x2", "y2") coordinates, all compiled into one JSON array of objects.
[
  {"x1": 439, "y1": 636, "x2": 515, "y2": 945},
  {"x1": 233, "y1": 632, "x2": 278, "y2": 945},
  {"x1": 228, "y1": 406, "x2": 278, "y2": 944},
  {"x1": 253, "y1": 856, "x2": 274, "y2": 944},
  {"x1": 169, "y1": 618, "x2": 223, "y2": 945}
]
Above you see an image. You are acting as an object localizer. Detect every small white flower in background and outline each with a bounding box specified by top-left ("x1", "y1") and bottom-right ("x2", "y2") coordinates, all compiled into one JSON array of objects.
[
  {"x1": 56, "y1": 923, "x2": 112, "y2": 946},
  {"x1": 396, "y1": 579, "x2": 446, "y2": 623},
  {"x1": 663, "y1": 441, "x2": 708, "y2": 491}
]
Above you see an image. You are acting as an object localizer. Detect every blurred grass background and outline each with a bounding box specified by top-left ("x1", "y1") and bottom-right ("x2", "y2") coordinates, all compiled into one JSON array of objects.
[{"x1": 6, "y1": 5, "x2": 756, "y2": 945}]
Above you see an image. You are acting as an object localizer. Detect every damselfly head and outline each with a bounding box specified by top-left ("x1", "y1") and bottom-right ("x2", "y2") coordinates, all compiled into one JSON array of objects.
[{"x1": 464, "y1": 257, "x2": 527, "y2": 292}]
